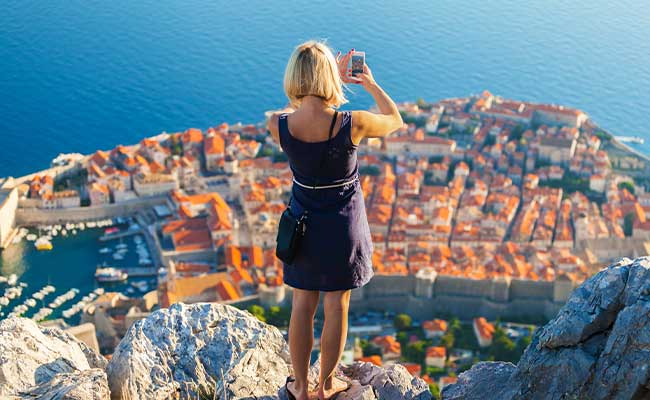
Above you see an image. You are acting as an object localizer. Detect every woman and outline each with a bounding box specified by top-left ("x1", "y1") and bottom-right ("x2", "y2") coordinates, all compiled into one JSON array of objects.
[{"x1": 267, "y1": 40, "x2": 402, "y2": 400}]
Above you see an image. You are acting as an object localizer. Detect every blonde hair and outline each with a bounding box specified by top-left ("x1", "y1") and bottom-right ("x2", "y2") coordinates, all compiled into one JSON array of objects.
[{"x1": 284, "y1": 40, "x2": 348, "y2": 109}]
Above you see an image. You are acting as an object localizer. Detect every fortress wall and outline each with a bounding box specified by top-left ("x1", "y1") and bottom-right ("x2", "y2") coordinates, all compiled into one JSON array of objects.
[
  {"x1": 15, "y1": 195, "x2": 167, "y2": 225},
  {"x1": 350, "y1": 293, "x2": 564, "y2": 322},
  {"x1": 433, "y1": 276, "x2": 505, "y2": 300},
  {"x1": 509, "y1": 279, "x2": 554, "y2": 301},
  {"x1": 363, "y1": 274, "x2": 415, "y2": 297}
]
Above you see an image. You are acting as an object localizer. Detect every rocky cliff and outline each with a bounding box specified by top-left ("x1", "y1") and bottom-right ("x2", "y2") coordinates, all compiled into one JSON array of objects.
[
  {"x1": 3, "y1": 256, "x2": 650, "y2": 400},
  {"x1": 0, "y1": 302, "x2": 431, "y2": 399},
  {"x1": 442, "y1": 256, "x2": 650, "y2": 400}
]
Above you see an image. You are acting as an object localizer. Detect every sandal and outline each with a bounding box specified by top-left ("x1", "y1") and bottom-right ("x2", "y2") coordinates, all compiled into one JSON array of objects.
[
  {"x1": 316, "y1": 376, "x2": 352, "y2": 400},
  {"x1": 285, "y1": 376, "x2": 298, "y2": 400}
]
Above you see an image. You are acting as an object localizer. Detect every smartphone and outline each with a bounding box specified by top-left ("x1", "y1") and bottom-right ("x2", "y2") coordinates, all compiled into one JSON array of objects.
[{"x1": 350, "y1": 51, "x2": 365, "y2": 77}]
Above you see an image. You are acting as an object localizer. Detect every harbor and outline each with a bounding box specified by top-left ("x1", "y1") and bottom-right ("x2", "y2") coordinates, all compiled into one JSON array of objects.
[{"x1": 0, "y1": 217, "x2": 159, "y2": 323}]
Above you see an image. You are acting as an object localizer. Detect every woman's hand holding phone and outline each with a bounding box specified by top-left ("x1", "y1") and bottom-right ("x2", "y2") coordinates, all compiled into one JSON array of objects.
[{"x1": 336, "y1": 49, "x2": 377, "y2": 92}]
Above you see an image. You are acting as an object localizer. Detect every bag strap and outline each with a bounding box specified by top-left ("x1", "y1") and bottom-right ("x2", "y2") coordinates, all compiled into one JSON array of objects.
[{"x1": 312, "y1": 110, "x2": 338, "y2": 189}]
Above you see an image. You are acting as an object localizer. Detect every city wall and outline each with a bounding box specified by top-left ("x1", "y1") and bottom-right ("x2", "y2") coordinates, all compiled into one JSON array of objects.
[
  {"x1": 349, "y1": 273, "x2": 571, "y2": 321},
  {"x1": 15, "y1": 195, "x2": 168, "y2": 225}
]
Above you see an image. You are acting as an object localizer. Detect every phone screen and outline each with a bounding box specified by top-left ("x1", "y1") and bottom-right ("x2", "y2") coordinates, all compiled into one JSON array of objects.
[{"x1": 351, "y1": 53, "x2": 365, "y2": 77}]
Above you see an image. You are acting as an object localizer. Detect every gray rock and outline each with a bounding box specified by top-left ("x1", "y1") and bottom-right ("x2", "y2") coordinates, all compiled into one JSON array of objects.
[
  {"x1": 106, "y1": 302, "x2": 291, "y2": 400},
  {"x1": 279, "y1": 360, "x2": 432, "y2": 400},
  {"x1": 0, "y1": 317, "x2": 107, "y2": 397},
  {"x1": 440, "y1": 362, "x2": 516, "y2": 400},
  {"x1": 19, "y1": 369, "x2": 110, "y2": 400},
  {"x1": 537, "y1": 257, "x2": 631, "y2": 349},
  {"x1": 442, "y1": 257, "x2": 650, "y2": 400},
  {"x1": 588, "y1": 301, "x2": 650, "y2": 400}
]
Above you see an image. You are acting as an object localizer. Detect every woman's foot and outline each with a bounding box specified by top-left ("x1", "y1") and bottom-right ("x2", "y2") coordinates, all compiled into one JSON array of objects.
[
  {"x1": 287, "y1": 379, "x2": 314, "y2": 400},
  {"x1": 318, "y1": 376, "x2": 350, "y2": 400}
]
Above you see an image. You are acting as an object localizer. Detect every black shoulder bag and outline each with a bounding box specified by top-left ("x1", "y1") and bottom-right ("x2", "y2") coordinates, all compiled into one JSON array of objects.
[{"x1": 275, "y1": 111, "x2": 338, "y2": 264}]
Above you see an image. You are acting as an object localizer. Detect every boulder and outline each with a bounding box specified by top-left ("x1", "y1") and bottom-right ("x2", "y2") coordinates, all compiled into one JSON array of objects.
[
  {"x1": 18, "y1": 369, "x2": 110, "y2": 400},
  {"x1": 440, "y1": 362, "x2": 516, "y2": 400},
  {"x1": 278, "y1": 359, "x2": 432, "y2": 400},
  {"x1": 106, "y1": 302, "x2": 291, "y2": 400},
  {"x1": 0, "y1": 317, "x2": 107, "y2": 397},
  {"x1": 441, "y1": 257, "x2": 650, "y2": 400}
]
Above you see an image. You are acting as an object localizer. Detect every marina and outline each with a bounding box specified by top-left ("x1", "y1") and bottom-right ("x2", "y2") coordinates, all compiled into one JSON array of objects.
[{"x1": 0, "y1": 217, "x2": 159, "y2": 323}]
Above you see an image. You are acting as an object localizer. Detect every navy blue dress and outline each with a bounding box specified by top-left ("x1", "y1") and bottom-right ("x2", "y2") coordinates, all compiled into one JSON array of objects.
[{"x1": 278, "y1": 111, "x2": 374, "y2": 291}]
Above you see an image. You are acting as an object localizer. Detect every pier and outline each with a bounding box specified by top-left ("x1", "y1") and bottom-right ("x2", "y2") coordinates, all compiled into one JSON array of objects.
[
  {"x1": 121, "y1": 267, "x2": 157, "y2": 277},
  {"x1": 99, "y1": 228, "x2": 143, "y2": 242}
]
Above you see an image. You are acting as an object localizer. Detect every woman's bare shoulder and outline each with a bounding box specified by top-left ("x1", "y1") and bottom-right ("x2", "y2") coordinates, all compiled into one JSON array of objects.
[{"x1": 267, "y1": 111, "x2": 291, "y2": 143}]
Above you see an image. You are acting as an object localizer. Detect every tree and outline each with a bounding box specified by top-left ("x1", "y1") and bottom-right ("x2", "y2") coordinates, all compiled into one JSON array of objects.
[
  {"x1": 429, "y1": 382, "x2": 441, "y2": 399},
  {"x1": 516, "y1": 331, "x2": 533, "y2": 355},
  {"x1": 440, "y1": 331, "x2": 455, "y2": 350},
  {"x1": 488, "y1": 327, "x2": 518, "y2": 363},
  {"x1": 396, "y1": 331, "x2": 409, "y2": 348},
  {"x1": 266, "y1": 305, "x2": 290, "y2": 327},
  {"x1": 624, "y1": 212, "x2": 635, "y2": 237},
  {"x1": 359, "y1": 165, "x2": 381, "y2": 176},
  {"x1": 360, "y1": 340, "x2": 382, "y2": 357},
  {"x1": 618, "y1": 181, "x2": 635, "y2": 195},
  {"x1": 403, "y1": 340, "x2": 427, "y2": 365},
  {"x1": 247, "y1": 305, "x2": 266, "y2": 323},
  {"x1": 394, "y1": 313, "x2": 412, "y2": 331}
]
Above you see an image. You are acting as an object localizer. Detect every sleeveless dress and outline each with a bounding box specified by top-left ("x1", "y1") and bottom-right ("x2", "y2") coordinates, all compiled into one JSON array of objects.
[{"x1": 278, "y1": 111, "x2": 374, "y2": 291}]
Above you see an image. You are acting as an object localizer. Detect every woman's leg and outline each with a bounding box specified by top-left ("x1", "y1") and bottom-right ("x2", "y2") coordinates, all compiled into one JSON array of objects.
[
  {"x1": 288, "y1": 288, "x2": 320, "y2": 399},
  {"x1": 318, "y1": 290, "x2": 351, "y2": 399}
]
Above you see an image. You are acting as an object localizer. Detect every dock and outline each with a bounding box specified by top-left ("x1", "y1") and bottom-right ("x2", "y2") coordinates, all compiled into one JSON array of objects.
[
  {"x1": 99, "y1": 228, "x2": 143, "y2": 242},
  {"x1": 122, "y1": 267, "x2": 157, "y2": 277}
]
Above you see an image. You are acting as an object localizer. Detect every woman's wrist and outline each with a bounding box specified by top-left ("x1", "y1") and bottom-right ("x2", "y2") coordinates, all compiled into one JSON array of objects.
[{"x1": 364, "y1": 81, "x2": 381, "y2": 94}]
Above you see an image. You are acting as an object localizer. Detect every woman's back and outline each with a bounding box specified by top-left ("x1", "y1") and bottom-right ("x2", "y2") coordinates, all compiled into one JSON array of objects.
[{"x1": 278, "y1": 110, "x2": 358, "y2": 186}]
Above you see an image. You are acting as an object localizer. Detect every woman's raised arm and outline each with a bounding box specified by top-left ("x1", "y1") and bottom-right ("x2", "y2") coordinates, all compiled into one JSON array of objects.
[{"x1": 335, "y1": 51, "x2": 402, "y2": 144}]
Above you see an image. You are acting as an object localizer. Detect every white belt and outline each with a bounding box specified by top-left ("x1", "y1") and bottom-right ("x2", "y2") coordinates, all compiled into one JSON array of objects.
[{"x1": 293, "y1": 176, "x2": 358, "y2": 190}]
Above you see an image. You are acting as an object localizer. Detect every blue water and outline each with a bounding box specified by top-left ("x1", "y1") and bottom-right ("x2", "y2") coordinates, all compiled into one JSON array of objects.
[
  {"x1": 1, "y1": 0, "x2": 650, "y2": 177},
  {"x1": 0, "y1": 227, "x2": 156, "y2": 321}
]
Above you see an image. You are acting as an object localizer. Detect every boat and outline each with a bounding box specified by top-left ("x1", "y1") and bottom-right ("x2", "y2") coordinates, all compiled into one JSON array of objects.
[
  {"x1": 93, "y1": 288, "x2": 105, "y2": 295},
  {"x1": 25, "y1": 298, "x2": 37, "y2": 308},
  {"x1": 25, "y1": 234, "x2": 37, "y2": 241},
  {"x1": 33, "y1": 292, "x2": 45, "y2": 300},
  {"x1": 99, "y1": 247, "x2": 112, "y2": 254},
  {"x1": 105, "y1": 227, "x2": 119, "y2": 235},
  {"x1": 95, "y1": 267, "x2": 128, "y2": 283},
  {"x1": 0, "y1": 297, "x2": 8, "y2": 306},
  {"x1": 116, "y1": 243, "x2": 128, "y2": 250},
  {"x1": 35, "y1": 237, "x2": 53, "y2": 251},
  {"x1": 0, "y1": 276, "x2": 7, "y2": 284},
  {"x1": 131, "y1": 281, "x2": 150, "y2": 293},
  {"x1": 126, "y1": 287, "x2": 136, "y2": 295},
  {"x1": 113, "y1": 253, "x2": 124, "y2": 260},
  {"x1": 138, "y1": 259, "x2": 152, "y2": 265},
  {"x1": 7, "y1": 274, "x2": 18, "y2": 286},
  {"x1": 615, "y1": 135, "x2": 645, "y2": 145}
]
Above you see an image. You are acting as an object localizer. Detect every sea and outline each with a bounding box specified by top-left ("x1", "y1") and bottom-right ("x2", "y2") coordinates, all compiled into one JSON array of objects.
[{"x1": 1, "y1": 0, "x2": 650, "y2": 319}]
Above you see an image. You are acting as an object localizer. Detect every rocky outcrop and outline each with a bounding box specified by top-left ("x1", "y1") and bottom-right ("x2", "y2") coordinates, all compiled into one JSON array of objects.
[
  {"x1": 106, "y1": 302, "x2": 432, "y2": 400},
  {"x1": 19, "y1": 256, "x2": 650, "y2": 400},
  {"x1": 18, "y1": 369, "x2": 110, "y2": 400},
  {"x1": 277, "y1": 358, "x2": 432, "y2": 400},
  {"x1": 106, "y1": 302, "x2": 292, "y2": 399},
  {"x1": 0, "y1": 317, "x2": 108, "y2": 398},
  {"x1": 442, "y1": 256, "x2": 650, "y2": 400}
]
